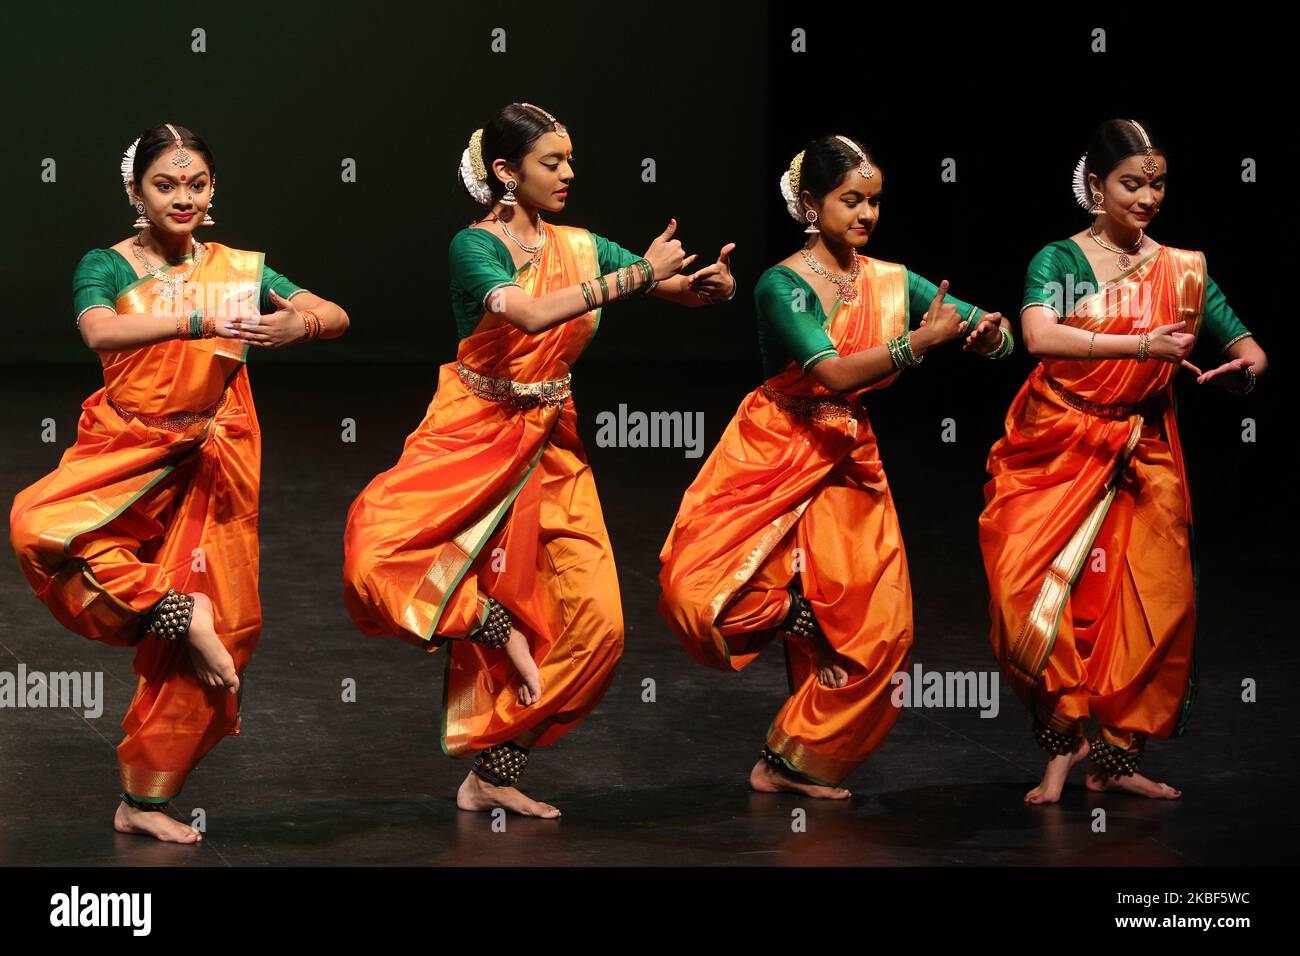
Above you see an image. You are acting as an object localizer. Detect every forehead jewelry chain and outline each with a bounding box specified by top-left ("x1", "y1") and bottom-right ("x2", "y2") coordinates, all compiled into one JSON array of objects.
[
  {"x1": 801, "y1": 246, "x2": 861, "y2": 302},
  {"x1": 1129, "y1": 119, "x2": 1159, "y2": 177},
  {"x1": 1088, "y1": 223, "x2": 1144, "y2": 270},
  {"x1": 132, "y1": 232, "x2": 205, "y2": 304},
  {"x1": 163, "y1": 122, "x2": 194, "y2": 168}
]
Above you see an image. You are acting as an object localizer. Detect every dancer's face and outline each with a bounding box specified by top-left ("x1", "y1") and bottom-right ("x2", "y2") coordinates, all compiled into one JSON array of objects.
[
  {"x1": 1092, "y1": 153, "x2": 1166, "y2": 232},
  {"x1": 131, "y1": 153, "x2": 211, "y2": 240},
  {"x1": 805, "y1": 168, "x2": 883, "y2": 250},
  {"x1": 499, "y1": 131, "x2": 574, "y2": 213}
]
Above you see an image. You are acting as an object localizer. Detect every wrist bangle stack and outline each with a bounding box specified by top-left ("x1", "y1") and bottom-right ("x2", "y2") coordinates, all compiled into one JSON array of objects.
[
  {"x1": 1088, "y1": 330, "x2": 1098, "y2": 359},
  {"x1": 1227, "y1": 366, "x2": 1257, "y2": 395},
  {"x1": 887, "y1": 331, "x2": 924, "y2": 370},
  {"x1": 299, "y1": 309, "x2": 322, "y2": 341},
  {"x1": 1136, "y1": 332, "x2": 1151, "y2": 362},
  {"x1": 632, "y1": 258, "x2": 655, "y2": 295},
  {"x1": 987, "y1": 326, "x2": 1015, "y2": 360},
  {"x1": 177, "y1": 309, "x2": 207, "y2": 341}
]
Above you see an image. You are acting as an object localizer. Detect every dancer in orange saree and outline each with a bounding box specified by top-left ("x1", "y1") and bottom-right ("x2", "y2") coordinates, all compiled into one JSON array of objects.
[
  {"x1": 9, "y1": 123, "x2": 349, "y2": 843},
  {"x1": 659, "y1": 135, "x2": 1012, "y2": 798},
  {"x1": 979, "y1": 119, "x2": 1267, "y2": 804},
  {"x1": 343, "y1": 103, "x2": 736, "y2": 817}
]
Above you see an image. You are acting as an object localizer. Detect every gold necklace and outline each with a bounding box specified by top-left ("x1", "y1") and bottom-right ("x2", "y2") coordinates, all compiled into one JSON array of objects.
[
  {"x1": 131, "y1": 232, "x2": 205, "y2": 304},
  {"x1": 1088, "y1": 224, "x2": 1143, "y2": 270},
  {"x1": 501, "y1": 218, "x2": 546, "y2": 266},
  {"x1": 800, "y1": 246, "x2": 860, "y2": 302}
]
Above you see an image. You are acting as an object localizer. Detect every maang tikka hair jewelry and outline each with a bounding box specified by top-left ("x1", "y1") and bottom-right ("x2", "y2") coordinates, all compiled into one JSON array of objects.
[
  {"x1": 1129, "y1": 119, "x2": 1160, "y2": 177},
  {"x1": 834, "y1": 135, "x2": 875, "y2": 181},
  {"x1": 519, "y1": 102, "x2": 568, "y2": 138}
]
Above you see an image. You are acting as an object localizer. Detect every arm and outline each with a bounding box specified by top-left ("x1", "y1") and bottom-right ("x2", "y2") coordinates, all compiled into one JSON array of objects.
[
  {"x1": 462, "y1": 224, "x2": 686, "y2": 335},
  {"x1": 1016, "y1": 244, "x2": 1189, "y2": 362},
  {"x1": 223, "y1": 264, "x2": 349, "y2": 348},
  {"x1": 907, "y1": 270, "x2": 1012, "y2": 358},
  {"x1": 759, "y1": 270, "x2": 957, "y2": 393},
  {"x1": 73, "y1": 249, "x2": 239, "y2": 352},
  {"x1": 810, "y1": 280, "x2": 965, "y2": 391},
  {"x1": 1190, "y1": 272, "x2": 1267, "y2": 389}
]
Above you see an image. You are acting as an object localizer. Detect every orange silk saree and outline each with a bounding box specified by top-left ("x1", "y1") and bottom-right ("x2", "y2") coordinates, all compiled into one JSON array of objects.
[
  {"x1": 658, "y1": 258, "x2": 914, "y2": 786},
  {"x1": 343, "y1": 222, "x2": 623, "y2": 758},
  {"x1": 979, "y1": 246, "x2": 1206, "y2": 748},
  {"x1": 9, "y1": 242, "x2": 264, "y2": 799}
]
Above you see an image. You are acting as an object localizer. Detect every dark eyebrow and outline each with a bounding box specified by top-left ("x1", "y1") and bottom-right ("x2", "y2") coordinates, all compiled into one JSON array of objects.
[
  {"x1": 539, "y1": 152, "x2": 572, "y2": 161},
  {"x1": 150, "y1": 171, "x2": 208, "y2": 181}
]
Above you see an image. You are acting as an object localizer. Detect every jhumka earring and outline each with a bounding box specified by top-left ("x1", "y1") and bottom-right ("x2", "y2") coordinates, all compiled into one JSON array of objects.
[
  {"x1": 202, "y1": 183, "x2": 216, "y2": 226},
  {"x1": 804, "y1": 209, "x2": 820, "y2": 234},
  {"x1": 501, "y1": 178, "x2": 519, "y2": 206},
  {"x1": 1091, "y1": 191, "x2": 1105, "y2": 214},
  {"x1": 133, "y1": 200, "x2": 150, "y2": 229}
]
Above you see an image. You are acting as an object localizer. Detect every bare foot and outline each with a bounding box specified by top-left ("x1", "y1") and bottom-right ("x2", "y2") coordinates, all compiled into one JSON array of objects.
[
  {"x1": 749, "y1": 758, "x2": 851, "y2": 799},
  {"x1": 1025, "y1": 735, "x2": 1091, "y2": 805},
  {"x1": 185, "y1": 592, "x2": 238, "y2": 694},
  {"x1": 1086, "y1": 768, "x2": 1181, "y2": 799},
  {"x1": 113, "y1": 801, "x2": 202, "y2": 844},
  {"x1": 456, "y1": 771, "x2": 561, "y2": 818},
  {"x1": 503, "y1": 626, "x2": 542, "y2": 705}
]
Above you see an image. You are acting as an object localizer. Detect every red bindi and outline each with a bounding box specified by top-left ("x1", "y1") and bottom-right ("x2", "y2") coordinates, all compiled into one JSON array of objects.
[{"x1": 180, "y1": 174, "x2": 187, "y2": 181}]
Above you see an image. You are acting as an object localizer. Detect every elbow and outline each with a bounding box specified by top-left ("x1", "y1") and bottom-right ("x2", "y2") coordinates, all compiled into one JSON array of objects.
[
  {"x1": 808, "y1": 359, "x2": 848, "y2": 393},
  {"x1": 509, "y1": 305, "x2": 545, "y2": 335},
  {"x1": 80, "y1": 325, "x2": 104, "y2": 352},
  {"x1": 1020, "y1": 327, "x2": 1043, "y2": 358}
]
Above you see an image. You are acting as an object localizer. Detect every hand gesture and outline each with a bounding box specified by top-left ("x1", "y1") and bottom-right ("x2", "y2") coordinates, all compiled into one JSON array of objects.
[
  {"x1": 643, "y1": 218, "x2": 694, "y2": 282},
  {"x1": 686, "y1": 242, "x2": 736, "y2": 303}
]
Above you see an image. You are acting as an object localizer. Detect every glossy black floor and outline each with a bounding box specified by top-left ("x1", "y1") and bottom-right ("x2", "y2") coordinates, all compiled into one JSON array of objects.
[{"x1": 1, "y1": 361, "x2": 1292, "y2": 866}]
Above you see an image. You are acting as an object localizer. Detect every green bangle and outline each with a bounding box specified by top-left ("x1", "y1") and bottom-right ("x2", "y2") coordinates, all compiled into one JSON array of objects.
[
  {"x1": 596, "y1": 275, "x2": 609, "y2": 306},
  {"x1": 988, "y1": 326, "x2": 1014, "y2": 359},
  {"x1": 188, "y1": 309, "x2": 204, "y2": 340}
]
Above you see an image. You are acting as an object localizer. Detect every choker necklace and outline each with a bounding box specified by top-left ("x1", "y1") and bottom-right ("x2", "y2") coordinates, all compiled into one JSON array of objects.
[
  {"x1": 501, "y1": 218, "x2": 546, "y2": 266},
  {"x1": 1089, "y1": 224, "x2": 1143, "y2": 270},
  {"x1": 131, "y1": 232, "x2": 205, "y2": 304},
  {"x1": 800, "y1": 246, "x2": 860, "y2": 302}
]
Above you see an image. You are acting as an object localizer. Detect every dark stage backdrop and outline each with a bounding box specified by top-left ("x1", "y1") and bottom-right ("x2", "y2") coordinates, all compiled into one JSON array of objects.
[
  {"x1": 0, "y1": 0, "x2": 770, "y2": 364},
  {"x1": 0, "y1": 4, "x2": 1289, "y2": 558}
]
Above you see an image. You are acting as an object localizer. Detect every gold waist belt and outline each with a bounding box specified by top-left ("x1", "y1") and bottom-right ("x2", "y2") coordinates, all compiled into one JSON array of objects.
[
  {"x1": 1042, "y1": 373, "x2": 1168, "y2": 421},
  {"x1": 108, "y1": 389, "x2": 228, "y2": 433},
  {"x1": 457, "y1": 362, "x2": 572, "y2": 410},
  {"x1": 761, "y1": 384, "x2": 865, "y2": 423}
]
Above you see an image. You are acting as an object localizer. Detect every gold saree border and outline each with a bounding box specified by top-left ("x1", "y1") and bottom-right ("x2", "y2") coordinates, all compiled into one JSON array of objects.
[
  {"x1": 766, "y1": 724, "x2": 846, "y2": 787},
  {"x1": 120, "y1": 765, "x2": 188, "y2": 800},
  {"x1": 1006, "y1": 421, "x2": 1142, "y2": 699}
]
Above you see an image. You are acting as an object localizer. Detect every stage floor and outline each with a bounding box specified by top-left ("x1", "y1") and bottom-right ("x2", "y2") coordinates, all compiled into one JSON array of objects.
[{"x1": 1, "y1": 363, "x2": 1291, "y2": 866}]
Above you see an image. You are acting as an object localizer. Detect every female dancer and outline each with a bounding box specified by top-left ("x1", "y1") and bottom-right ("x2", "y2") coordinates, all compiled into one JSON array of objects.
[
  {"x1": 658, "y1": 134, "x2": 1013, "y2": 798},
  {"x1": 979, "y1": 118, "x2": 1267, "y2": 804},
  {"x1": 342, "y1": 103, "x2": 736, "y2": 818},
  {"x1": 9, "y1": 123, "x2": 349, "y2": 843}
]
